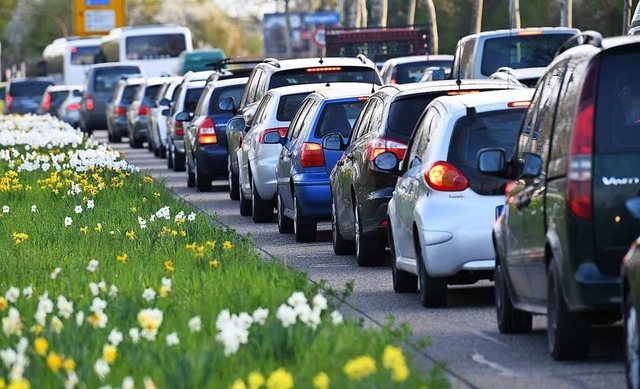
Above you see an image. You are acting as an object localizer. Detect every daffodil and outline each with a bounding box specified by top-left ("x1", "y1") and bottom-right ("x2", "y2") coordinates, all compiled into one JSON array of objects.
[
  {"x1": 343, "y1": 356, "x2": 376, "y2": 381},
  {"x1": 94, "y1": 223, "x2": 103, "y2": 232},
  {"x1": 206, "y1": 240, "x2": 216, "y2": 249},
  {"x1": 223, "y1": 241, "x2": 234, "y2": 250},
  {"x1": 248, "y1": 372, "x2": 265, "y2": 389},
  {"x1": 79, "y1": 226, "x2": 88, "y2": 234},
  {"x1": 209, "y1": 260, "x2": 219, "y2": 268},
  {"x1": 0, "y1": 297, "x2": 8, "y2": 311},
  {"x1": 266, "y1": 368, "x2": 294, "y2": 389},
  {"x1": 153, "y1": 192, "x2": 161, "y2": 198},
  {"x1": 195, "y1": 246, "x2": 206, "y2": 258},
  {"x1": 63, "y1": 358, "x2": 76, "y2": 372},
  {"x1": 164, "y1": 260, "x2": 175, "y2": 273},
  {"x1": 312, "y1": 372, "x2": 330, "y2": 389},
  {"x1": 102, "y1": 344, "x2": 117, "y2": 364},
  {"x1": 46, "y1": 352, "x2": 63, "y2": 372},
  {"x1": 125, "y1": 230, "x2": 135, "y2": 240},
  {"x1": 7, "y1": 378, "x2": 29, "y2": 389},
  {"x1": 116, "y1": 254, "x2": 128, "y2": 263},
  {"x1": 34, "y1": 337, "x2": 48, "y2": 356},
  {"x1": 185, "y1": 242, "x2": 196, "y2": 250}
]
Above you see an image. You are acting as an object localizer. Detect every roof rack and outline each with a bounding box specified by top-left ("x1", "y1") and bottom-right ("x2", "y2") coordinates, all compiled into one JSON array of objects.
[
  {"x1": 262, "y1": 58, "x2": 281, "y2": 68},
  {"x1": 205, "y1": 57, "x2": 265, "y2": 71},
  {"x1": 555, "y1": 30, "x2": 603, "y2": 57}
]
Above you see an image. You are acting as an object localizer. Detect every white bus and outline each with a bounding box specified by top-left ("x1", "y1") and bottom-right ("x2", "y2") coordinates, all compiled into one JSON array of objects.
[
  {"x1": 100, "y1": 25, "x2": 193, "y2": 77},
  {"x1": 41, "y1": 37, "x2": 102, "y2": 85}
]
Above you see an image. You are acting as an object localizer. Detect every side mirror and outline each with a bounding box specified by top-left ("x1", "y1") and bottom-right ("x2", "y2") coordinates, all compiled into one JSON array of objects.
[
  {"x1": 321, "y1": 133, "x2": 346, "y2": 151},
  {"x1": 227, "y1": 117, "x2": 246, "y2": 133},
  {"x1": 159, "y1": 98, "x2": 171, "y2": 107},
  {"x1": 262, "y1": 130, "x2": 283, "y2": 144},
  {"x1": 521, "y1": 152, "x2": 542, "y2": 178},
  {"x1": 73, "y1": 90, "x2": 82, "y2": 97},
  {"x1": 372, "y1": 151, "x2": 399, "y2": 173},
  {"x1": 161, "y1": 108, "x2": 171, "y2": 117},
  {"x1": 478, "y1": 148, "x2": 507, "y2": 176},
  {"x1": 218, "y1": 96, "x2": 236, "y2": 112},
  {"x1": 175, "y1": 111, "x2": 193, "y2": 122}
]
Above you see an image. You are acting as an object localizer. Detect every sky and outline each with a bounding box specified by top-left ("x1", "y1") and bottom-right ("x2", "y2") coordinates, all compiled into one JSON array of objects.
[{"x1": 211, "y1": 0, "x2": 278, "y2": 19}]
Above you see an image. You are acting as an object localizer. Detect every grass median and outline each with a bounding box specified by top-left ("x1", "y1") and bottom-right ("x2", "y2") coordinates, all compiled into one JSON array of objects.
[{"x1": 0, "y1": 115, "x2": 448, "y2": 389}]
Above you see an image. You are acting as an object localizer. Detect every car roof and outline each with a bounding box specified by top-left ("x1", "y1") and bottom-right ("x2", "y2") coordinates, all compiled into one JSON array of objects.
[
  {"x1": 182, "y1": 70, "x2": 215, "y2": 82},
  {"x1": 46, "y1": 84, "x2": 83, "y2": 92},
  {"x1": 383, "y1": 54, "x2": 454, "y2": 66},
  {"x1": 88, "y1": 62, "x2": 143, "y2": 70},
  {"x1": 382, "y1": 79, "x2": 526, "y2": 99},
  {"x1": 600, "y1": 34, "x2": 640, "y2": 50},
  {"x1": 258, "y1": 56, "x2": 376, "y2": 71},
  {"x1": 459, "y1": 27, "x2": 580, "y2": 42},
  {"x1": 144, "y1": 77, "x2": 172, "y2": 86},
  {"x1": 267, "y1": 83, "x2": 343, "y2": 97},
  {"x1": 310, "y1": 83, "x2": 376, "y2": 100},
  {"x1": 207, "y1": 77, "x2": 249, "y2": 88},
  {"x1": 433, "y1": 88, "x2": 534, "y2": 114}
]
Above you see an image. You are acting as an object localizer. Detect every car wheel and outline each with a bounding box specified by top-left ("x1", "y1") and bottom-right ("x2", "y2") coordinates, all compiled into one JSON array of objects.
[
  {"x1": 228, "y1": 155, "x2": 240, "y2": 200},
  {"x1": 159, "y1": 144, "x2": 167, "y2": 159},
  {"x1": 293, "y1": 194, "x2": 316, "y2": 242},
  {"x1": 194, "y1": 160, "x2": 212, "y2": 192},
  {"x1": 354, "y1": 202, "x2": 385, "y2": 267},
  {"x1": 547, "y1": 264, "x2": 590, "y2": 360},
  {"x1": 112, "y1": 132, "x2": 122, "y2": 143},
  {"x1": 186, "y1": 160, "x2": 195, "y2": 188},
  {"x1": 167, "y1": 144, "x2": 174, "y2": 169},
  {"x1": 132, "y1": 136, "x2": 143, "y2": 149},
  {"x1": 417, "y1": 242, "x2": 447, "y2": 308},
  {"x1": 277, "y1": 192, "x2": 293, "y2": 234},
  {"x1": 626, "y1": 289, "x2": 640, "y2": 389},
  {"x1": 239, "y1": 187, "x2": 252, "y2": 216},
  {"x1": 495, "y1": 257, "x2": 532, "y2": 333},
  {"x1": 147, "y1": 139, "x2": 153, "y2": 152},
  {"x1": 332, "y1": 199, "x2": 354, "y2": 255},
  {"x1": 173, "y1": 149, "x2": 185, "y2": 172},
  {"x1": 107, "y1": 130, "x2": 114, "y2": 142},
  {"x1": 252, "y1": 178, "x2": 273, "y2": 223},
  {"x1": 389, "y1": 221, "x2": 417, "y2": 293}
]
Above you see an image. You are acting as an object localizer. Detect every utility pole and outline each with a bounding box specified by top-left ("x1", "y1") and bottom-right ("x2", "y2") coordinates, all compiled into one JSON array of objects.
[
  {"x1": 509, "y1": 0, "x2": 520, "y2": 29},
  {"x1": 623, "y1": 0, "x2": 633, "y2": 35},
  {"x1": 407, "y1": 0, "x2": 416, "y2": 26},
  {"x1": 284, "y1": 0, "x2": 292, "y2": 58},
  {"x1": 560, "y1": 0, "x2": 572, "y2": 28},
  {"x1": 470, "y1": 0, "x2": 483, "y2": 34},
  {"x1": 425, "y1": 0, "x2": 438, "y2": 54}
]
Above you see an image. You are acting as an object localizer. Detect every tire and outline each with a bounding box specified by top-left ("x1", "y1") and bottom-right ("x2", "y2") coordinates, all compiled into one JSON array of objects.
[
  {"x1": 354, "y1": 202, "x2": 385, "y2": 267},
  {"x1": 108, "y1": 130, "x2": 114, "y2": 142},
  {"x1": 159, "y1": 145, "x2": 167, "y2": 159},
  {"x1": 252, "y1": 178, "x2": 273, "y2": 223},
  {"x1": 332, "y1": 199, "x2": 354, "y2": 255},
  {"x1": 173, "y1": 150, "x2": 185, "y2": 172},
  {"x1": 293, "y1": 194, "x2": 316, "y2": 242},
  {"x1": 112, "y1": 132, "x2": 122, "y2": 143},
  {"x1": 239, "y1": 189, "x2": 252, "y2": 216},
  {"x1": 547, "y1": 264, "x2": 590, "y2": 360},
  {"x1": 417, "y1": 243, "x2": 447, "y2": 308},
  {"x1": 147, "y1": 138, "x2": 153, "y2": 151},
  {"x1": 132, "y1": 137, "x2": 144, "y2": 149},
  {"x1": 495, "y1": 259, "x2": 532, "y2": 333},
  {"x1": 153, "y1": 141, "x2": 160, "y2": 157},
  {"x1": 167, "y1": 145, "x2": 174, "y2": 169},
  {"x1": 194, "y1": 160, "x2": 212, "y2": 192},
  {"x1": 228, "y1": 155, "x2": 240, "y2": 200},
  {"x1": 625, "y1": 289, "x2": 640, "y2": 389},
  {"x1": 186, "y1": 160, "x2": 195, "y2": 188},
  {"x1": 389, "y1": 222, "x2": 417, "y2": 293},
  {"x1": 277, "y1": 192, "x2": 293, "y2": 234}
]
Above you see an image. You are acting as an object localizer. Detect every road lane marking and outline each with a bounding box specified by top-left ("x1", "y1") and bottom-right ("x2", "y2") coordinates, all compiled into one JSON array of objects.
[
  {"x1": 471, "y1": 351, "x2": 519, "y2": 377},
  {"x1": 468, "y1": 329, "x2": 511, "y2": 348}
]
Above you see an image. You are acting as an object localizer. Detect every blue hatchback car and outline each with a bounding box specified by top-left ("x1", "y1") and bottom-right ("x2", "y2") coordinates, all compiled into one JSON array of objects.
[{"x1": 275, "y1": 83, "x2": 374, "y2": 242}]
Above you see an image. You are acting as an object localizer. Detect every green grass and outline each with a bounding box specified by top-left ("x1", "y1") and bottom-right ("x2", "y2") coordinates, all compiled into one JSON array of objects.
[{"x1": 0, "y1": 117, "x2": 449, "y2": 389}]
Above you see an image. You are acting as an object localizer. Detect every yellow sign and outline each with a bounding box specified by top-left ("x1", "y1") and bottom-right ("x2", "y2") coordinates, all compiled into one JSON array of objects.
[{"x1": 74, "y1": 0, "x2": 125, "y2": 37}]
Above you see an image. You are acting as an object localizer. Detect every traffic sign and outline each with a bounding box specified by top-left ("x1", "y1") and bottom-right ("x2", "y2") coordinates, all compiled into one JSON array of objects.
[
  {"x1": 74, "y1": 0, "x2": 125, "y2": 37},
  {"x1": 304, "y1": 12, "x2": 340, "y2": 26},
  {"x1": 313, "y1": 28, "x2": 326, "y2": 47}
]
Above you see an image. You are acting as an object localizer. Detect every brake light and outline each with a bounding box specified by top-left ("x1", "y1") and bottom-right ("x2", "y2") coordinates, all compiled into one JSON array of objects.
[
  {"x1": 65, "y1": 103, "x2": 80, "y2": 111},
  {"x1": 43, "y1": 94, "x2": 51, "y2": 111},
  {"x1": 138, "y1": 104, "x2": 149, "y2": 116},
  {"x1": 300, "y1": 142, "x2": 325, "y2": 168},
  {"x1": 425, "y1": 161, "x2": 469, "y2": 191},
  {"x1": 567, "y1": 59, "x2": 598, "y2": 221},
  {"x1": 518, "y1": 30, "x2": 543, "y2": 36},
  {"x1": 366, "y1": 137, "x2": 407, "y2": 162},
  {"x1": 175, "y1": 120, "x2": 184, "y2": 136},
  {"x1": 86, "y1": 96, "x2": 94, "y2": 110},
  {"x1": 5, "y1": 94, "x2": 12, "y2": 109},
  {"x1": 389, "y1": 78, "x2": 397, "y2": 84},
  {"x1": 447, "y1": 90, "x2": 480, "y2": 96},
  {"x1": 306, "y1": 67, "x2": 342, "y2": 73},
  {"x1": 115, "y1": 106, "x2": 127, "y2": 116},
  {"x1": 508, "y1": 101, "x2": 531, "y2": 108},
  {"x1": 198, "y1": 117, "x2": 217, "y2": 144},
  {"x1": 259, "y1": 127, "x2": 288, "y2": 143}
]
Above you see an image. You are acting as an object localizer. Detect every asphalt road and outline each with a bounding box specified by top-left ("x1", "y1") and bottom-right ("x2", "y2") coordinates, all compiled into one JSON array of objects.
[{"x1": 99, "y1": 130, "x2": 626, "y2": 389}]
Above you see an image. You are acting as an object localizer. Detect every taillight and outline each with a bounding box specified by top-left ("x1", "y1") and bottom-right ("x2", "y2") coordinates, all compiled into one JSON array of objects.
[
  {"x1": 65, "y1": 103, "x2": 81, "y2": 111},
  {"x1": 6, "y1": 94, "x2": 12, "y2": 109},
  {"x1": 174, "y1": 120, "x2": 184, "y2": 136},
  {"x1": 138, "y1": 104, "x2": 149, "y2": 116},
  {"x1": 115, "y1": 106, "x2": 127, "y2": 116},
  {"x1": 567, "y1": 59, "x2": 598, "y2": 221},
  {"x1": 43, "y1": 94, "x2": 51, "y2": 111},
  {"x1": 86, "y1": 96, "x2": 94, "y2": 110},
  {"x1": 366, "y1": 137, "x2": 407, "y2": 162},
  {"x1": 300, "y1": 142, "x2": 325, "y2": 168},
  {"x1": 259, "y1": 127, "x2": 288, "y2": 143},
  {"x1": 425, "y1": 161, "x2": 469, "y2": 191},
  {"x1": 198, "y1": 117, "x2": 217, "y2": 145}
]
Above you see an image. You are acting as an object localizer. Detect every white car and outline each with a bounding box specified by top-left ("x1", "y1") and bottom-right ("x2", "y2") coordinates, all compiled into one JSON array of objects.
[
  {"x1": 387, "y1": 88, "x2": 534, "y2": 308},
  {"x1": 148, "y1": 76, "x2": 181, "y2": 158},
  {"x1": 235, "y1": 83, "x2": 331, "y2": 222}
]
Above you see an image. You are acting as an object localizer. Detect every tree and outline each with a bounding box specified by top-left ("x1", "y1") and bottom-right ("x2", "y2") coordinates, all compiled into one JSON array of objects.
[
  {"x1": 424, "y1": 0, "x2": 439, "y2": 54},
  {"x1": 407, "y1": 0, "x2": 417, "y2": 25},
  {"x1": 509, "y1": 0, "x2": 521, "y2": 28},
  {"x1": 470, "y1": 0, "x2": 483, "y2": 34},
  {"x1": 560, "y1": 0, "x2": 573, "y2": 27}
]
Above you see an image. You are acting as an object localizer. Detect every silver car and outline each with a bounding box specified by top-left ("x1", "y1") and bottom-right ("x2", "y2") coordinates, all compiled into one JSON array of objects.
[
  {"x1": 56, "y1": 85, "x2": 83, "y2": 128},
  {"x1": 234, "y1": 84, "x2": 326, "y2": 222},
  {"x1": 148, "y1": 77, "x2": 182, "y2": 158}
]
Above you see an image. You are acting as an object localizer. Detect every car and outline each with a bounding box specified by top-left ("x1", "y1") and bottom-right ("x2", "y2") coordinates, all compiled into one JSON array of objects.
[
  {"x1": 39, "y1": 85, "x2": 77, "y2": 117},
  {"x1": 622, "y1": 197, "x2": 640, "y2": 389},
  {"x1": 275, "y1": 83, "x2": 373, "y2": 242},
  {"x1": 55, "y1": 85, "x2": 83, "y2": 128},
  {"x1": 220, "y1": 56, "x2": 382, "y2": 201},
  {"x1": 107, "y1": 76, "x2": 144, "y2": 143},
  {"x1": 387, "y1": 88, "x2": 533, "y2": 308},
  {"x1": 182, "y1": 76, "x2": 248, "y2": 192},
  {"x1": 231, "y1": 84, "x2": 325, "y2": 221},
  {"x1": 450, "y1": 27, "x2": 579, "y2": 81},
  {"x1": 0, "y1": 82, "x2": 7, "y2": 113},
  {"x1": 174, "y1": 48, "x2": 226, "y2": 75},
  {"x1": 478, "y1": 32, "x2": 640, "y2": 360},
  {"x1": 4, "y1": 78, "x2": 54, "y2": 115},
  {"x1": 629, "y1": 2, "x2": 640, "y2": 36},
  {"x1": 328, "y1": 79, "x2": 527, "y2": 267},
  {"x1": 488, "y1": 66, "x2": 546, "y2": 88},
  {"x1": 80, "y1": 62, "x2": 144, "y2": 134},
  {"x1": 379, "y1": 54, "x2": 453, "y2": 84},
  {"x1": 148, "y1": 77, "x2": 182, "y2": 157},
  {"x1": 166, "y1": 71, "x2": 213, "y2": 171},
  {"x1": 126, "y1": 77, "x2": 166, "y2": 149}
]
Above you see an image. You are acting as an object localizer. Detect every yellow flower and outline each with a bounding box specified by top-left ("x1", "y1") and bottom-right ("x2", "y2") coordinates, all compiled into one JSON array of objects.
[
  {"x1": 46, "y1": 352, "x2": 63, "y2": 372},
  {"x1": 125, "y1": 230, "x2": 136, "y2": 240},
  {"x1": 130, "y1": 206, "x2": 137, "y2": 213},
  {"x1": 164, "y1": 260, "x2": 175, "y2": 273},
  {"x1": 230, "y1": 379, "x2": 247, "y2": 389},
  {"x1": 116, "y1": 253, "x2": 128, "y2": 263},
  {"x1": 343, "y1": 356, "x2": 376, "y2": 381},
  {"x1": 266, "y1": 368, "x2": 294, "y2": 389},
  {"x1": 63, "y1": 358, "x2": 76, "y2": 372},
  {"x1": 248, "y1": 372, "x2": 265, "y2": 389},
  {"x1": 382, "y1": 345, "x2": 405, "y2": 370},
  {"x1": 312, "y1": 372, "x2": 329, "y2": 389},
  {"x1": 34, "y1": 337, "x2": 48, "y2": 356},
  {"x1": 62, "y1": 169, "x2": 73, "y2": 176},
  {"x1": 153, "y1": 192, "x2": 161, "y2": 198},
  {"x1": 11, "y1": 232, "x2": 28, "y2": 244},
  {"x1": 79, "y1": 226, "x2": 88, "y2": 234},
  {"x1": 222, "y1": 241, "x2": 234, "y2": 250},
  {"x1": 195, "y1": 246, "x2": 206, "y2": 258},
  {"x1": 209, "y1": 260, "x2": 219, "y2": 268},
  {"x1": 94, "y1": 223, "x2": 103, "y2": 232},
  {"x1": 143, "y1": 176, "x2": 154, "y2": 184},
  {"x1": 103, "y1": 344, "x2": 117, "y2": 364},
  {"x1": 7, "y1": 378, "x2": 29, "y2": 389},
  {"x1": 158, "y1": 285, "x2": 169, "y2": 298},
  {"x1": 179, "y1": 230, "x2": 186, "y2": 237},
  {"x1": 29, "y1": 325, "x2": 43, "y2": 335},
  {"x1": 170, "y1": 230, "x2": 178, "y2": 237},
  {"x1": 206, "y1": 241, "x2": 216, "y2": 249},
  {"x1": 0, "y1": 297, "x2": 8, "y2": 311},
  {"x1": 142, "y1": 197, "x2": 147, "y2": 203},
  {"x1": 0, "y1": 377, "x2": 4, "y2": 389},
  {"x1": 176, "y1": 218, "x2": 185, "y2": 225},
  {"x1": 185, "y1": 242, "x2": 197, "y2": 250},
  {"x1": 390, "y1": 363, "x2": 409, "y2": 382}
]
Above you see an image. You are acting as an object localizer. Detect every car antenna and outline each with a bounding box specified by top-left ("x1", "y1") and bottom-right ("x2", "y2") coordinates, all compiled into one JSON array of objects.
[
  {"x1": 371, "y1": 53, "x2": 379, "y2": 94},
  {"x1": 507, "y1": 25, "x2": 514, "y2": 90},
  {"x1": 319, "y1": 56, "x2": 324, "y2": 65},
  {"x1": 455, "y1": 41, "x2": 462, "y2": 88}
]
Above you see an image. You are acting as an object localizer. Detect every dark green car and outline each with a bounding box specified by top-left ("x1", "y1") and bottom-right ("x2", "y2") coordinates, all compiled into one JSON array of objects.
[{"x1": 479, "y1": 32, "x2": 640, "y2": 360}]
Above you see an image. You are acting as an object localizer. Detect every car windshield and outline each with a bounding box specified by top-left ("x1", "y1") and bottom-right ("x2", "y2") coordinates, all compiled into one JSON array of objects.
[
  {"x1": 314, "y1": 100, "x2": 366, "y2": 138},
  {"x1": 276, "y1": 93, "x2": 310, "y2": 121},
  {"x1": 394, "y1": 60, "x2": 452, "y2": 84},
  {"x1": 10, "y1": 81, "x2": 52, "y2": 97},
  {"x1": 269, "y1": 67, "x2": 381, "y2": 88},
  {"x1": 480, "y1": 33, "x2": 575, "y2": 76},
  {"x1": 447, "y1": 108, "x2": 527, "y2": 195},
  {"x1": 94, "y1": 68, "x2": 142, "y2": 93}
]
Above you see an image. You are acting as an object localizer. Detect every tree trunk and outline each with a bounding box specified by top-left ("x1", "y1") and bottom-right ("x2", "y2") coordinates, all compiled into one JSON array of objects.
[
  {"x1": 356, "y1": 0, "x2": 368, "y2": 28},
  {"x1": 345, "y1": 0, "x2": 357, "y2": 28},
  {"x1": 623, "y1": 0, "x2": 633, "y2": 34},
  {"x1": 560, "y1": 0, "x2": 572, "y2": 28},
  {"x1": 284, "y1": 0, "x2": 292, "y2": 58},
  {"x1": 424, "y1": 0, "x2": 438, "y2": 54},
  {"x1": 470, "y1": 0, "x2": 483, "y2": 34},
  {"x1": 407, "y1": 0, "x2": 417, "y2": 26},
  {"x1": 509, "y1": 0, "x2": 521, "y2": 29},
  {"x1": 380, "y1": 0, "x2": 388, "y2": 28}
]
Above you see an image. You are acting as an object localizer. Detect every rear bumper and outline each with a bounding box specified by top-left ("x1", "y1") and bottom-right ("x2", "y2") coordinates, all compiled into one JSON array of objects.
[
  {"x1": 131, "y1": 119, "x2": 148, "y2": 140},
  {"x1": 565, "y1": 263, "x2": 621, "y2": 312},
  {"x1": 251, "y1": 152, "x2": 280, "y2": 201},
  {"x1": 194, "y1": 145, "x2": 228, "y2": 176},
  {"x1": 293, "y1": 174, "x2": 331, "y2": 219},
  {"x1": 358, "y1": 187, "x2": 394, "y2": 237}
]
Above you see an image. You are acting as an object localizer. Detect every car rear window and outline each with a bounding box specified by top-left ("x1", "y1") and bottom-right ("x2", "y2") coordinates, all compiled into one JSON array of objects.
[
  {"x1": 313, "y1": 100, "x2": 366, "y2": 138},
  {"x1": 269, "y1": 67, "x2": 380, "y2": 89},
  {"x1": 480, "y1": 33, "x2": 575, "y2": 76},
  {"x1": 595, "y1": 52, "x2": 640, "y2": 154},
  {"x1": 121, "y1": 85, "x2": 140, "y2": 104},
  {"x1": 447, "y1": 109, "x2": 527, "y2": 195},
  {"x1": 49, "y1": 91, "x2": 69, "y2": 106},
  {"x1": 93, "y1": 67, "x2": 142, "y2": 93},
  {"x1": 276, "y1": 93, "x2": 310, "y2": 121},
  {"x1": 394, "y1": 60, "x2": 452, "y2": 84},
  {"x1": 184, "y1": 87, "x2": 205, "y2": 112},
  {"x1": 9, "y1": 81, "x2": 52, "y2": 97},
  {"x1": 208, "y1": 85, "x2": 246, "y2": 114},
  {"x1": 71, "y1": 45, "x2": 100, "y2": 65},
  {"x1": 142, "y1": 84, "x2": 162, "y2": 105}
]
